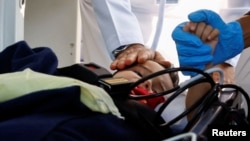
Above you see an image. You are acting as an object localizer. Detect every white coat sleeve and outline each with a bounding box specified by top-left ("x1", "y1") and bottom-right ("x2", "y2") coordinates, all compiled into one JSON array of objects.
[
  {"x1": 91, "y1": 0, "x2": 144, "y2": 59},
  {"x1": 225, "y1": 54, "x2": 241, "y2": 67}
]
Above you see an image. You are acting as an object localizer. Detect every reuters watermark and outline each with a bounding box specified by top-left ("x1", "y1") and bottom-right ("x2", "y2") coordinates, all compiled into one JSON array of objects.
[{"x1": 207, "y1": 125, "x2": 249, "y2": 140}]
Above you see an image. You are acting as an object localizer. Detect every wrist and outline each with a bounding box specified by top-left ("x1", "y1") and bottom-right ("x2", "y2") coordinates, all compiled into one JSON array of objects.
[
  {"x1": 112, "y1": 44, "x2": 144, "y2": 58},
  {"x1": 237, "y1": 14, "x2": 250, "y2": 49},
  {"x1": 112, "y1": 45, "x2": 130, "y2": 58}
]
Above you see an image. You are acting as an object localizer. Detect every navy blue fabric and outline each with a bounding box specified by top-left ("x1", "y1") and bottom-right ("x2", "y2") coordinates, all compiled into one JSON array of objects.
[
  {"x1": 45, "y1": 111, "x2": 145, "y2": 141},
  {"x1": 0, "y1": 40, "x2": 58, "y2": 74},
  {"x1": 0, "y1": 86, "x2": 146, "y2": 141},
  {"x1": 0, "y1": 41, "x2": 161, "y2": 141}
]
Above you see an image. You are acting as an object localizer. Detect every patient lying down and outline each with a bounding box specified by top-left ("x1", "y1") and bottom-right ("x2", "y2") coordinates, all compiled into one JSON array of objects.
[
  {"x1": 0, "y1": 22, "x2": 233, "y2": 141},
  {"x1": 112, "y1": 21, "x2": 234, "y2": 132}
]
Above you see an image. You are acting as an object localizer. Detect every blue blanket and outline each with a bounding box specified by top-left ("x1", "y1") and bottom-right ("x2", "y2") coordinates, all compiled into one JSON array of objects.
[
  {"x1": 0, "y1": 41, "x2": 58, "y2": 74},
  {"x1": 0, "y1": 41, "x2": 155, "y2": 141}
]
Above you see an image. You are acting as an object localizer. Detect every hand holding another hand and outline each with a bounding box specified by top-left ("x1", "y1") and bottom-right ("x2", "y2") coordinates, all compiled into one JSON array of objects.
[{"x1": 172, "y1": 9, "x2": 244, "y2": 76}]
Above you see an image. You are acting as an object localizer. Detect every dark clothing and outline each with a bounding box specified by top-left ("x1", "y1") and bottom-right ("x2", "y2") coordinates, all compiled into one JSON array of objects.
[
  {"x1": 0, "y1": 86, "x2": 146, "y2": 141},
  {"x1": 0, "y1": 41, "x2": 58, "y2": 74},
  {"x1": 0, "y1": 41, "x2": 169, "y2": 141}
]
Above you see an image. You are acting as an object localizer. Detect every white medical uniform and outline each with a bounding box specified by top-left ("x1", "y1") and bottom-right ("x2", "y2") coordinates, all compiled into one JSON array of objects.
[
  {"x1": 79, "y1": 0, "x2": 157, "y2": 72},
  {"x1": 235, "y1": 47, "x2": 250, "y2": 115},
  {"x1": 79, "y1": 0, "x2": 244, "y2": 132}
]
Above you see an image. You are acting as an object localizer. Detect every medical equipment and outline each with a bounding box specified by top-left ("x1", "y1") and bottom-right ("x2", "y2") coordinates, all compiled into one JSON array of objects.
[
  {"x1": 129, "y1": 66, "x2": 249, "y2": 139},
  {"x1": 151, "y1": 0, "x2": 165, "y2": 50},
  {"x1": 57, "y1": 62, "x2": 133, "y2": 97},
  {"x1": 1, "y1": 39, "x2": 248, "y2": 140},
  {"x1": 189, "y1": 10, "x2": 244, "y2": 66},
  {"x1": 58, "y1": 62, "x2": 250, "y2": 140},
  {"x1": 151, "y1": 0, "x2": 178, "y2": 50},
  {"x1": 162, "y1": 132, "x2": 197, "y2": 141},
  {"x1": 0, "y1": 41, "x2": 249, "y2": 141}
]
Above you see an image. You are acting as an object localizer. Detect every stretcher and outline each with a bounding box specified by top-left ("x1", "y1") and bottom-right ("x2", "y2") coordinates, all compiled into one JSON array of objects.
[
  {"x1": 58, "y1": 62, "x2": 250, "y2": 141},
  {"x1": 0, "y1": 41, "x2": 249, "y2": 141}
]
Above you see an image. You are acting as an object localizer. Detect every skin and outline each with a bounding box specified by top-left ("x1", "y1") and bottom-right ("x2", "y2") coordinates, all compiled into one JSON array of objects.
[
  {"x1": 110, "y1": 44, "x2": 171, "y2": 71},
  {"x1": 184, "y1": 22, "x2": 221, "y2": 120},
  {"x1": 237, "y1": 13, "x2": 250, "y2": 49},
  {"x1": 184, "y1": 12, "x2": 250, "y2": 120},
  {"x1": 184, "y1": 22, "x2": 219, "y2": 42},
  {"x1": 185, "y1": 22, "x2": 235, "y2": 84},
  {"x1": 112, "y1": 22, "x2": 220, "y2": 118},
  {"x1": 212, "y1": 63, "x2": 235, "y2": 84},
  {"x1": 113, "y1": 60, "x2": 174, "y2": 94},
  {"x1": 112, "y1": 22, "x2": 234, "y2": 119}
]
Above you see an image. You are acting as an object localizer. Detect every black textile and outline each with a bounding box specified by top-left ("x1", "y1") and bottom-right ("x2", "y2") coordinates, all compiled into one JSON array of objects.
[
  {"x1": 0, "y1": 86, "x2": 147, "y2": 141},
  {"x1": 0, "y1": 41, "x2": 170, "y2": 141},
  {"x1": 0, "y1": 40, "x2": 58, "y2": 74}
]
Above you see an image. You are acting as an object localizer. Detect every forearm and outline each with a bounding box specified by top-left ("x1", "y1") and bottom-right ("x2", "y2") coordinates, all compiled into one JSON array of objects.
[
  {"x1": 237, "y1": 11, "x2": 250, "y2": 49},
  {"x1": 186, "y1": 82, "x2": 211, "y2": 120},
  {"x1": 91, "y1": 0, "x2": 144, "y2": 59}
]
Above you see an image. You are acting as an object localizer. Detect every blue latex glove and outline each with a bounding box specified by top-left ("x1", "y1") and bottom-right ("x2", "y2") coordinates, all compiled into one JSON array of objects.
[
  {"x1": 172, "y1": 9, "x2": 244, "y2": 76},
  {"x1": 188, "y1": 9, "x2": 244, "y2": 65},
  {"x1": 172, "y1": 22, "x2": 213, "y2": 76}
]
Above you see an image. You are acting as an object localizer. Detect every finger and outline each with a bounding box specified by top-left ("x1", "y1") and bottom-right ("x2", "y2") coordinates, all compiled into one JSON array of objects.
[
  {"x1": 117, "y1": 50, "x2": 138, "y2": 65},
  {"x1": 137, "y1": 50, "x2": 155, "y2": 63},
  {"x1": 189, "y1": 22, "x2": 198, "y2": 32},
  {"x1": 113, "y1": 54, "x2": 137, "y2": 70},
  {"x1": 194, "y1": 22, "x2": 206, "y2": 38},
  {"x1": 188, "y1": 9, "x2": 226, "y2": 29},
  {"x1": 200, "y1": 25, "x2": 213, "y2": 42},
  {"x1": 183, "y1": 22, "x2": 190, "y2": 32},
  {"x1": 154, "y1": 51, "x2": 167, "y2": 63},
  {"x1": 110, "y1": 59, "x2": 124, "y2": 70},
  {"x1": 110, "y1": 60, "x2": 119, "y2": 70},
  {"x1": 157, "y1": 60, "x2": 171, "y2": 68},
  {"x1": 207, "y1": 29, "x2": 219, "y2": 41},
  {"x1": 172, "y1": 23, "x2": 204, "y2": 47},
  {"x1": 123, "y1": 52, "x2": 138, "y2": 65},
  {"x1": 183, "y1": 22, "x2": 197, "y2": 33},
  {"x1": 110, "y1": 53, "x2": 132, "y2": 70},
  {"x1": 110, "y1": 46, "x2": 142, "y2": 70}
]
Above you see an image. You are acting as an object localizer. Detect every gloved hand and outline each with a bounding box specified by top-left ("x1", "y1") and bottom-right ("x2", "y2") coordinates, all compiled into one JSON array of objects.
[
  {"x1": 172, "y1": 9, "x2": 244, "y2": 76},
  {"x1": 172, "y1": 22, "x2": 214, "y2": 76},
  {"x1": 189, "y1": 9, "x2": 244, "y2": 65}
]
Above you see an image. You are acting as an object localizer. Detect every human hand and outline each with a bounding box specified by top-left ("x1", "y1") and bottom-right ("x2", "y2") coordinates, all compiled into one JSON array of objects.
[
  {"x1": 184, "y1": 22, "x2": 219, "y2": 68},
  {"x1": 184, "y1": 22, "x2": 236, "y2": 83},
  {"x1": 172, "y1": 21, "x2": 219, "y2": 76},
  {"x1": 188, "y1": 9, "x2": 244, "y2": 65},
  {"x1": 110, "y1": 44, "x2": 171, "y2": 70},
  {"x1": 183, "y1": 22, "x2": 219, "y2": 45}
]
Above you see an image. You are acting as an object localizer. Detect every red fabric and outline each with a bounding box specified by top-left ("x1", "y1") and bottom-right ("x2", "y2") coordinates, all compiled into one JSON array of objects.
[{"x1": 131, "y1": 87, "x2": 165, "y2": 109}]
